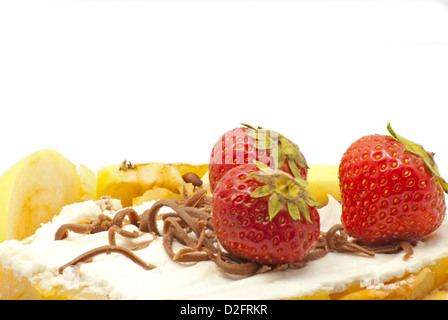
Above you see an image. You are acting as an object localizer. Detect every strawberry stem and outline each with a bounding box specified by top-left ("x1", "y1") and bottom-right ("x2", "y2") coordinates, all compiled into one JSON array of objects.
[
  {"x1": 249, "y1": 162, "x2": 318, "y2": 222},
  {"x1": 242, "y1": 124, "x2": 308, "y2": 178},
  {"x1": 387, "y1": 123, "x2": 448, "y2": 193}
]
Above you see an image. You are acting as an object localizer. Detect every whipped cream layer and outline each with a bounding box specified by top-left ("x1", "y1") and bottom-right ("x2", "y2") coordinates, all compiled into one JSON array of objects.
[{"x1": 1, "y1": 196, "x2": 448, "y2": 300}]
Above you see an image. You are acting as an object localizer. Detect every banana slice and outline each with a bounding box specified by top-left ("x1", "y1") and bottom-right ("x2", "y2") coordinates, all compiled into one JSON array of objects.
[
  {"x1": 307, "y1": 165, "x2": 341, "y2": 207},
  {"x1": 96, "y1": 162, "x2": 208, "y2": 207},
  {"x1": 0, "y1": 149, "x2": 93, "y2": 242}
]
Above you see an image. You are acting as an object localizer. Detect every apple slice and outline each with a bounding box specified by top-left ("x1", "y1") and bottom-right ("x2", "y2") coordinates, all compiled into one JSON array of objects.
[{"x1": 0, "y1": 149, "x2": 92, "y2": 242}]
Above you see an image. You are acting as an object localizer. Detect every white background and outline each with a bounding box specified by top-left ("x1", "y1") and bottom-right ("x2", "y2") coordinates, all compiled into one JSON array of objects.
[{"x1": 1, "y1": 0, "x2": 448, "y2": 176}]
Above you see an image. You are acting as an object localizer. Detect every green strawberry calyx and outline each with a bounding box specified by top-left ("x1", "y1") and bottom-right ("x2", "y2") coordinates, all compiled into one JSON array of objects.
[
  {"x1": 248, "y1": 162, "x2": 319, "y2": 222},
  {"x1": 241, "y1": 124, "x2": 308, "y2": 179},
  {"x1": 387, "y1": 122, "x2": 448, "y2": 193}
]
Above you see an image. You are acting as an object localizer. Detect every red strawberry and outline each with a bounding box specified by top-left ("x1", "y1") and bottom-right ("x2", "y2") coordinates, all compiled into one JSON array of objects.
[
  {"x1": 209, "y1": 124, "x2": 308, "y2": 193},
  {"x1": 212, "y1": 162, "x2": 320, "y2": 265},
  {"x1": 339, "y1": 123, "x2": 447, "y2": 246}
]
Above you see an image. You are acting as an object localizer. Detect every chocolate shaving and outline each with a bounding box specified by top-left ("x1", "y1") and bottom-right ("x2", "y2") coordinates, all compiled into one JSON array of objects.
[
  {"x1": 108, "y1": 225, "x2": 139, "y2": 246},
  {"x1": 55, "y1": 189, "x2": 417, "y2": 278},
  {"x1": 212, "y1": 246, "x2": 260, "y2": 276},
  {"x1": 399, "y1": 242, "x2": 415, "y2": 261},
  {"x1": 182, "y1": 188, "x2": 208, "y2": 208},
  {"x1": 58, "y1": 245, "x2": 156, "y2": 274},
  {"x1": 325, "y1": 224, "x2": 376, "y2": 257},
  {"x1": 163, "y1": 225, "x2": 211, "y2": 263},
  {"x1": 303, "y1": 247, "x2": 327, "y2": 262},
  {"x1": 112, "y1": 208, "x2": 140, "y2": 228},
  {"x1": 368, "y1": 240, "x2": 416, "y2": 261},
  {"x1": 55, "y1": 224, "x2": 93, "y2": 241},
  {"x1": 322, "y1": 224, "x2": 415, "y2": 260}
]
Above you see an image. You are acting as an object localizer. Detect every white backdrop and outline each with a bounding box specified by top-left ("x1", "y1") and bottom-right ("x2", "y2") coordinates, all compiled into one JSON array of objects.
[{"x1": 1, "y1": 0, "x2": 448, "y2": 176}]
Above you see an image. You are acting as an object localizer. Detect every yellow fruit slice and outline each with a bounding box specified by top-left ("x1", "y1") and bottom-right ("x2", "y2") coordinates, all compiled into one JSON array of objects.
[
  {"x1": 307, "y1": 165, "x2": 341, "y2": 207},
  {"x1": 98, "y1": 162, "x2": 339, "y2": 208},
  {"x1": 78, "y1": 164, "x2": 97, "y2": 202},
  {"x1": 171, "y1": 163, "x2": 209, "y2": 179},
  {"x1": 132, "y1": 187, "x2": 182, "y2": 206},
  {"x1": 0, "y1": 149, "x2": 91, "y2": 242},
  {"x1": 96, "y1": 162, "x2": 208, "y2": 207}
]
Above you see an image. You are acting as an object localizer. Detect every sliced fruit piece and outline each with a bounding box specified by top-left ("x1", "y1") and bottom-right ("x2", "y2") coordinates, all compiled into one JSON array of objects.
[
  {"x1": 78, "y1": 164, "x2": 97, "y2": 202},
  {"x1": 171, "y1": 163, "x2": 209, "y2": 180},
  {"x1": 96, "y1": 162, "x2": 208, "y2": 207},
  {"x1": 0, "y1": 149, "x2": 88, "y2": 242},
  {"x1": 132, "y1": 187, "x2": 182, "y2": 206},
  {"x1": 306, "y1": 165, "x2": 340, "y2": 206}
]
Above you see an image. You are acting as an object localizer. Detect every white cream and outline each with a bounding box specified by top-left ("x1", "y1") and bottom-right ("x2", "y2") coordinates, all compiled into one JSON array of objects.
[{"x1": 1, "y1": 196, "x2": 448, "y2": 300}]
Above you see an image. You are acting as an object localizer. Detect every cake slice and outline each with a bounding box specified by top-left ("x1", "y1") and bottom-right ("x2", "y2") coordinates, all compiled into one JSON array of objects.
[
  {"x1": 1, "y1": 190, "x2": 448, "y2": 300},
  {"x1": 2, "y1": 121, "x2": 447, "y2": 300}
]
